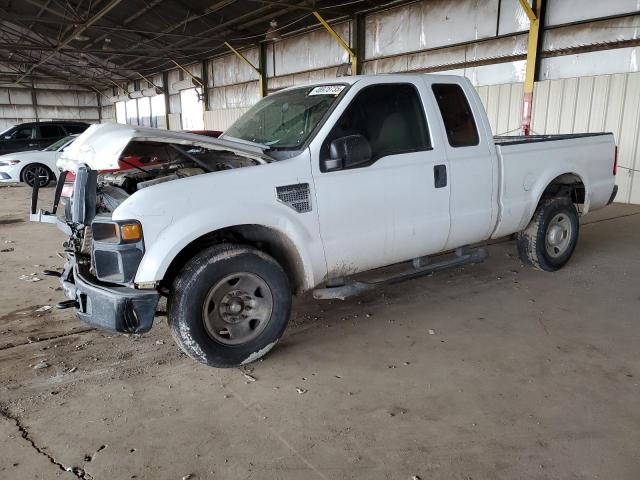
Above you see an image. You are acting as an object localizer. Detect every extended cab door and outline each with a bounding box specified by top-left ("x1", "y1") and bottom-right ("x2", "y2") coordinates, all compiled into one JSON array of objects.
[
  {"x1": 310, "y1": 81, "x2": 451, "y2": 278},
  {"x1": 430, "y1": 80, "x2": 498, "y2": 249}
]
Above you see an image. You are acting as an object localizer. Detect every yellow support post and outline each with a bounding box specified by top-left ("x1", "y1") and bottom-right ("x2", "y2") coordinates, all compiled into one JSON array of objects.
[
  {"x1": 312, "y1": 11, "x2": 357, "y2": 75},
  {"x1": 519, "y1": 0, "x2": 542, "y2": 135},
  {"x1": 223, "y1": 42, "x2": 265, "y2": 97}
]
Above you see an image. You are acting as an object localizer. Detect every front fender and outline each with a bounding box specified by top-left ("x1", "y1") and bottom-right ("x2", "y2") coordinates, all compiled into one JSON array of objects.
[{"x1": 132, "y1": 203, "x2": 325, "y2": 291}]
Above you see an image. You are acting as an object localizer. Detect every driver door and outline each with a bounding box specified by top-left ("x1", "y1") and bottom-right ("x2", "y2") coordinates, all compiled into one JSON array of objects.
[{"x1": 310, "y1": 82, "x2": 451, "y2": 278}]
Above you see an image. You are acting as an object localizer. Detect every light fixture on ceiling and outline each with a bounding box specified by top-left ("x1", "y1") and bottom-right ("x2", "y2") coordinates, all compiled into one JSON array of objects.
[
  {"x1": 102, "y1": 37, "x2": 111, "y2": 50},
  {"x1": 265, "y1": 19, "x2": 281, "y2": 42},
  {"x1": 74, "y1": 33, "x2": 90, "y2": 41}
]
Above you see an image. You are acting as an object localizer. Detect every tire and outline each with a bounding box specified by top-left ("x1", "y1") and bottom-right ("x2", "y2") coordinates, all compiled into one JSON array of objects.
[
  {"x1": 516, "y1": 196, "x2": 579, "y2": 272},
  {"x1": 168, "y1": 243, "x2": 291, "y2": 368},
  {"x1": 22, "y1": 163, "x2": 53, "y2": 187}
]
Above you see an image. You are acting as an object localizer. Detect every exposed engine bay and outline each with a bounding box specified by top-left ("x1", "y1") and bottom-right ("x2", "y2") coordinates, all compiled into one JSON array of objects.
[{"x1": 96, "y1": 141, "x2": 261, "y2": 213}]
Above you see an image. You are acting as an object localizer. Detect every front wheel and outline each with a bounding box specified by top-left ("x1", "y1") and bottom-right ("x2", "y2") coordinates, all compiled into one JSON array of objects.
[
  {"x1": 517, "y1": 196, "x2": 579, "y2": 271},
  {"x1": 168, "y1": 243, "x2": 291, "y2": 368},
  {"x1": 22, "y1": 163, "x2": 53, "y2": 187}
]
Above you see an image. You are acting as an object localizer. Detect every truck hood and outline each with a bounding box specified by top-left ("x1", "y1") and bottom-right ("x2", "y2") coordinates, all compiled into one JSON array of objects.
[{"x1": 57, "y1": 123, "x2": 270, "y2": 172}]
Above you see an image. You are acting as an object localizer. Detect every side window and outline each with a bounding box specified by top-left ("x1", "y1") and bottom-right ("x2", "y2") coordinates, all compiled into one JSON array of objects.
[
  {"x1": 432, "y1": 84, "x2": 479, "y2": 147},
  {"x1": 10, "y1": 126, "x2": 35, "y2": 140},
  {"x1": 39, "y1": 125, "x2": 64, "y2": 138},
  {"x1": 64, "y1": 124, "x2": 87, "y2": 134},
  {"x1": 324, "y1": 83, "x2": 431, "y2": 166}
]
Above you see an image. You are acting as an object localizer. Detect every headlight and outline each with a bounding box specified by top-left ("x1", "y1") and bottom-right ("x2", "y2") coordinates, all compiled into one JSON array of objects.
[
  {"x1": 93, "y1": 220, "x2": 143, "y2": 244},
  {"x1": 0, "y1": 160, "x2": 20, "y2": 166}
]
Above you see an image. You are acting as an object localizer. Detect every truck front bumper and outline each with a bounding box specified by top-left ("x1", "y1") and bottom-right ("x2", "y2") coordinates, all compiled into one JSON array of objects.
[{"x1": 60, "y1": 260, "x2": 159, "y2": 334}]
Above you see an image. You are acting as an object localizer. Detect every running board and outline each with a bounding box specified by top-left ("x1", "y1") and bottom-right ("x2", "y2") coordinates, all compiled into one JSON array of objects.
[{"x1": 313, "y1": 247, "x2": 488, "y2": 300}]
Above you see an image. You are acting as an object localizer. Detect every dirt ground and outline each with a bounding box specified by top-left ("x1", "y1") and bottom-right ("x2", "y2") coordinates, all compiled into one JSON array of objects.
[{"x1": 1, "y1": 183, "x2": 639, "y2": 480}]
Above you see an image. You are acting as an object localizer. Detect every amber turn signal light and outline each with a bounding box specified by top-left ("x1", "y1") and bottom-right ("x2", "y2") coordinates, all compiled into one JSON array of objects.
[{"x1": 120, "y1": 223, "x2": 142, "y2": 242}]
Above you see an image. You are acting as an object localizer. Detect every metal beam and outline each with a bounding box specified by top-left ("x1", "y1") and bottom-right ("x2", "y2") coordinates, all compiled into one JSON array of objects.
[
  {"x1": 352, "y1": 13, "x2": 365, "y2": 75},
  {"x1": 312, "y1": 11, "x2": 356, "y2": 75},
  {"x1": 519, "y1": 0, "x2": 543, "y2": 136},
  {"x1": 14, "y1": 0, "x2": 123, "y2": 84}
]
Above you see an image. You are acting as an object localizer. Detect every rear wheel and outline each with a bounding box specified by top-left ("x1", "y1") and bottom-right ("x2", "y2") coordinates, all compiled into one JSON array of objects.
[
  {"x1": 168, "y1": 243, "x2": 291, "y2": 368},
  {"x1": 22, "y1": 163, "x2": 53, "y2": 187},
  {"x1": 517, "y1": 196, "x2": 579, "y2": 271}
]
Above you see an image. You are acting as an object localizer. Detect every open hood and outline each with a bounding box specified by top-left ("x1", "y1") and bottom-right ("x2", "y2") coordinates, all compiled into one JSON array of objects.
[{"x1": 57, "y1": 123, "x2": 270, "y2": 173}]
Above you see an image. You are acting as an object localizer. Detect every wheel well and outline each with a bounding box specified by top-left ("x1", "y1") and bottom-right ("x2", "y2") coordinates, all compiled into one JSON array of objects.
[
  {"x1": 20, "y1": 163, "x2": 52, "y2": 182},
  {"x1": 161, "y1": 225, "x2": 307, "y2": 295},
  {"x1": 540, "y1": 173, "x2": 585, "y2": 206}
]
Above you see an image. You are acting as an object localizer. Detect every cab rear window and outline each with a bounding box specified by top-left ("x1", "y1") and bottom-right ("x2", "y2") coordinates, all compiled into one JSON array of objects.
[{"x1": 432, "y1": 84, "x2": 479, "y2": 147}]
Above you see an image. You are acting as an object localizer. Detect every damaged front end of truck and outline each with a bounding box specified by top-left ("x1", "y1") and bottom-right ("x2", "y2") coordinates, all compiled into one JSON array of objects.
[{"x1": 30, "y1": 124, "x2": 270, "y2": 334}]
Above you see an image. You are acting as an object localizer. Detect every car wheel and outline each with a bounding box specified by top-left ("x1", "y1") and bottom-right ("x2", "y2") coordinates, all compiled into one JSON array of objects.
[
  {"x1": 22, "y1": 164, "x2": 53, "y2": 187},
  {"x1": 168, "y1": 243, "x2": 292, "y2": 368},
  {"x1": 517, "y1": 196, "x2": 579, "y2": 272}
]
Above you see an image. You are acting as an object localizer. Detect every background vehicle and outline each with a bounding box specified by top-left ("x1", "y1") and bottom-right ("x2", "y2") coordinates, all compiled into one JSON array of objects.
[
  {"x1": 32, "y1": 74, "x2": 618, "y2": 368},
  {"x1": 0, "y1": 134, "x2": 77, "y2": 187},
  {"x1": 0, "y1": 121, "x2": 88, "y2": 154}
]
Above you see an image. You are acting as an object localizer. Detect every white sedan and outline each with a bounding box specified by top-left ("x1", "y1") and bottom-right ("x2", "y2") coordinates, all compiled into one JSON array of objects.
[{"x1": 0, "y1": 134, "x2": 77, "y2": 187}]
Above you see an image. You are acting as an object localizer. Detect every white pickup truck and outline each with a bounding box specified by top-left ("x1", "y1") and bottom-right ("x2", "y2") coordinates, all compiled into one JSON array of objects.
[{"x1": 31, "y1": 74, "x2": 618, "y2": 368}]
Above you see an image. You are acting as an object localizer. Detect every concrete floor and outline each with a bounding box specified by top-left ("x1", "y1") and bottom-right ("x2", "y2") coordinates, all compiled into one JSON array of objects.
[{"x1": 1, "y1": 183, "x2": 639, "y2": 480}]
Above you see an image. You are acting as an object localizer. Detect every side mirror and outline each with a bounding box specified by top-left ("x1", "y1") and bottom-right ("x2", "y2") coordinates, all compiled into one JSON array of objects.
[{"x1": 322, "y1": 134, "x2": 372, "y2": 172}]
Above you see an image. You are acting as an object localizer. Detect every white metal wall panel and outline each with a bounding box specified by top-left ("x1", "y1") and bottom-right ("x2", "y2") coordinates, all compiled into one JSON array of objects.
[
  {"x1": 497, "y1": 0, "x2": 530, "y2": 34},
  {"x1": 365, "y1": 0, "x2": 500, "y2": 59},
  {"x1": 209, "y1": 82, "x2": 260, "y2": 110},
  {"x1": 544, "y1": 16, "x2": 640, "y2": 52},
  {"x1": 271, "y1": 22, "x2": 350, "y2": 76},
  {"x1": 168, "y1": 112, "x2": 182, "y2": 131},
  {"x1": 211, "y1": 49, "x2": 259, "y2": 86},
  {"x1": 545, "y1": 0, "x2": 640, "y2": 26},
  {"x1": 540, "y1": 47, "x2": 640, "y2": 80},
  {"x1": 526, "y1": 72, "x2": 640, "y2": 204},
  {"x1": 204, "y1": 108, "x2": 249, "y2": 131},
  {"x1": 169, "y1": 94, "x2": 181, "y2": 114},
  {"x1": 475, "y1": 82, "x2": 523, "y2": 135}
]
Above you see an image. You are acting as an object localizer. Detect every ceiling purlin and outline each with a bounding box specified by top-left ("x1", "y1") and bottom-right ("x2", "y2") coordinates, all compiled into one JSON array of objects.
[
  {"x1": 1, "y1": 15, "x2": 134, "y2": 87},
  {"x1": 117, "y1": 0, "x2": 319, "y2": 71},
  {"x1": 106, "y1": 0, "x2": 239, "y2": 67}
]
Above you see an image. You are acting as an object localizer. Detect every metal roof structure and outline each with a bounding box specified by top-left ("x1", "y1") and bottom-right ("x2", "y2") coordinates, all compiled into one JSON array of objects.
[{"x1": 0, "y1": 0, "x2": 399, "y2": 89}]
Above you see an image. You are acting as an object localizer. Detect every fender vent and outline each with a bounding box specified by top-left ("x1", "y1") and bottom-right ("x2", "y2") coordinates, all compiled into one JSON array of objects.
[{"x1": 276, "y1": 183, "x2": 311, "y2": 213}]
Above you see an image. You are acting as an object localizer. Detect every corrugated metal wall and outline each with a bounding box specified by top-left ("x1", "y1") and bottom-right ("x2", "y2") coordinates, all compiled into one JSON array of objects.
[
  {"x1": 477, "y1": 72, "x2": 640, "y2": 204},
  {"x1": 0, "y1": 83, "x2": 100, "y2": 130}
]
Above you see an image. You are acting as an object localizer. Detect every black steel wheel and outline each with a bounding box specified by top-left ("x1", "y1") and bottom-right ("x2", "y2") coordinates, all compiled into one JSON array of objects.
[{"x1": 168, "y1": 243, "x2": 291, "y2": 368}]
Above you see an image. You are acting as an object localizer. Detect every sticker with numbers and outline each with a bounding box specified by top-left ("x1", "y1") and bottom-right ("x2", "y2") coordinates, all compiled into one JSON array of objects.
[{"x1": 308, "y1": 85, "x2": 346, "y2": 96}]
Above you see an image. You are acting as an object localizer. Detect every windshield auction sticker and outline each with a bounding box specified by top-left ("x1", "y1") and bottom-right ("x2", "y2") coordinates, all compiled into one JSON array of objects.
[{"x1": 308, "y1": 85, "x2": 346, "y2": 96}]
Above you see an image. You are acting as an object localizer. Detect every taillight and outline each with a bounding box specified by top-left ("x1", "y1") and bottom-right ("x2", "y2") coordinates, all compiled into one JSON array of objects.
[{"x1": 614, "y1": 146, "x2": 618, "y2": 176}]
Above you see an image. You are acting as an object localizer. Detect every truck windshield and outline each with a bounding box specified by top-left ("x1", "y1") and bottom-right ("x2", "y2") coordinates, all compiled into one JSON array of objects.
[{"x1": 224, "y1": 84, "x2": 347, "y2": 150}]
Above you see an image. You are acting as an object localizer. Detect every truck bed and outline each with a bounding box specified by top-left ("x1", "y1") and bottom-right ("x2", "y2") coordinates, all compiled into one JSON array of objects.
[{"x1": 491, "y1": 132, "x2": 616, "y2": 239}]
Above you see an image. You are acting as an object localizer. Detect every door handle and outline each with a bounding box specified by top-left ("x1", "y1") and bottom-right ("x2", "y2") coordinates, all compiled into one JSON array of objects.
[
  {"x1": 28, "y1": 143, "x2": 37, "y2": 147},
  {"x1": 434, "y1": 164, "x2": 447, "y2": 188}
]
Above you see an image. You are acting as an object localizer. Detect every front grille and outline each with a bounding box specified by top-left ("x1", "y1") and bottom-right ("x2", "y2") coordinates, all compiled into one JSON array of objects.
[{"x1": 276, "y1": 183, "x2": 312, "y2": 213}]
